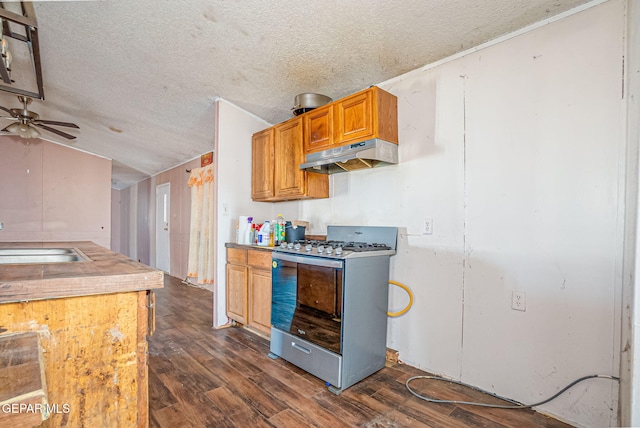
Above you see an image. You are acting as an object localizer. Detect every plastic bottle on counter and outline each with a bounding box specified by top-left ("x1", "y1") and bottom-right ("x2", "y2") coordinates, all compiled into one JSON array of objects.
[
  {"x1": 244, "y1": 217, "x2": 253, "y2": 245},
  {"x1": 237, "y1": 216, "x2": 252, "y2": 245},
  {"x1": 251, "y1": 223, "x2": 257, "y2": 245},
  {"x1": 273, "y1": 214, "x2": 286, "y2": 246},
  {"x1": 258, "y1": 221, "x2": 270, "y2": 246}
]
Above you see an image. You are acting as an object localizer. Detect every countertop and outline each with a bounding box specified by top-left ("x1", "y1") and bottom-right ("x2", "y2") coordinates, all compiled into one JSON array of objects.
[
  {"x1": 225, "y1": 242, "x2": 276, "y2": 251},
  {"x1": 0, "y1": 241, "x2": 164, "y2": 303}
]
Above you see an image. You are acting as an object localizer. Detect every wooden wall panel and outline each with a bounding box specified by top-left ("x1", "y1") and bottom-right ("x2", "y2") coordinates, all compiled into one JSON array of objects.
[{"x1": 0, "y1": 292, "x2": 146, "y2": 427}]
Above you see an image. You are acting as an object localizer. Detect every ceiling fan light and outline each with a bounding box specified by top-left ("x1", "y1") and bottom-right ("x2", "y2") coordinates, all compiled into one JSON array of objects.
[
  {"x1": 28, "y1": 125, "x2": 40, "y2": 139},
  {"x1": 6, "y1": 121, "x2": 39, "y2": 139},
  {"x1": 6, "y1": 122, "x2": 20, "y2": 134},
  {"x1": 17, "y1": 127, "x2": 31, "y2": 139}
]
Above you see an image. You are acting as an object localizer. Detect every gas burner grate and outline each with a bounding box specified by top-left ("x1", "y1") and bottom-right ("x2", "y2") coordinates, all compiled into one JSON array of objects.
[{"x1": 291, "y1": 240, "x2": 391, "y2": 252}]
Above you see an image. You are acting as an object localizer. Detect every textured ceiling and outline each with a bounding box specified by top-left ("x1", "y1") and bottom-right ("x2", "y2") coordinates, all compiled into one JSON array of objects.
[{"x1": 0, "y1": 0, "x2": 593, "y2": 189}]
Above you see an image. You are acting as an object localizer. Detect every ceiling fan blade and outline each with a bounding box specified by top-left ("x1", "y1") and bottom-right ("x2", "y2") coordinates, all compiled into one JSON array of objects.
[
  {"x1": 0, "y1": 105, "x2": 16, "y2": 116},
  {"x1": 34, "y1": 119, "x2": 79, "y2": 129},
  {"x1": 1, "y1": 124, "x2": 13, "y2": 132},
  {"x1": 32, "y1": 123, "x2": 77, "y2": 140}
]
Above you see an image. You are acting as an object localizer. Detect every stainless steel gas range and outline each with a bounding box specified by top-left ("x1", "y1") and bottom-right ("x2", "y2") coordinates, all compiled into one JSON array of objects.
[{"x1": 268, "y1": 225, "x2": 398, "y2": 394}]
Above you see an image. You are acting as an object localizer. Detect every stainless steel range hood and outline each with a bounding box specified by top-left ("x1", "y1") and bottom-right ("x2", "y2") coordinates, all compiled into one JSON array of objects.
[{"x1": 300, "y1": 139, "x2": 398, "y2": 174}]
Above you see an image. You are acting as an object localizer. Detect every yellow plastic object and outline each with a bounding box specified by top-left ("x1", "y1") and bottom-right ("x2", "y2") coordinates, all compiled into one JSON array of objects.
[{"x1": 387, "y1": 280, "x2": 413, "y2": 317}]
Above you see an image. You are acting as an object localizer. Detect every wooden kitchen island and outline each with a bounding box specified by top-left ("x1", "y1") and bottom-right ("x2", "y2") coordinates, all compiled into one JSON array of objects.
[{"x1": 0, "y1": 241, "x2": 163, "y2": 427}]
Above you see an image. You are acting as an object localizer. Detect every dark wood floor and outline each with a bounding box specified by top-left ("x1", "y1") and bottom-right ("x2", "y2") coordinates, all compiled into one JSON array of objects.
[{"x1": 148, "y1": 275, "x2": 572, "y2": 427}]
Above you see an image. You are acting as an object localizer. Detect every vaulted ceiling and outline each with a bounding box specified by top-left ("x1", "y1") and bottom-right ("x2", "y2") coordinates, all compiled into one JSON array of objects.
[{"x1": 0, "y1": 0, "x2": 593, "y2": 189}]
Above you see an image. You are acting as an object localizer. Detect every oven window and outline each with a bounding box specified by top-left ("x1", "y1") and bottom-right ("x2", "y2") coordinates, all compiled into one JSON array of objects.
[{"x1": 271, "y1": 256, "x2": 343, "y2": 354}]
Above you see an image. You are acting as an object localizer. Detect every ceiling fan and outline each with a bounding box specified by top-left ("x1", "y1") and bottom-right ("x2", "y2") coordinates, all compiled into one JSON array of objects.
[{"x1": 0, "y1": 96, "x2": 79, "y2": 140}]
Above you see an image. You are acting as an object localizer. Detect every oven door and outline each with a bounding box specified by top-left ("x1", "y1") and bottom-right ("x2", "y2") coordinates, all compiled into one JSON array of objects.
[{"x1": 271, "y1": 252, "x2": 344, "y2": 354}]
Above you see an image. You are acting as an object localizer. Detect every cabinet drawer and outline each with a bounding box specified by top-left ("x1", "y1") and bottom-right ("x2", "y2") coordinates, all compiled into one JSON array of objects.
[
  {"x1": 227, "y1": 248, "x2": 247, "y2": 265},
  {"x1": 248, "y1": 250, "x2": 272, "y2": 269}
]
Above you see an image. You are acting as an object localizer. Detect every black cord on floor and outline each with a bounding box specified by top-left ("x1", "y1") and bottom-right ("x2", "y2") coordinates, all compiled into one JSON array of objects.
[{"x1": 405, "y1": 374, "x2": 620, "y2": 409}]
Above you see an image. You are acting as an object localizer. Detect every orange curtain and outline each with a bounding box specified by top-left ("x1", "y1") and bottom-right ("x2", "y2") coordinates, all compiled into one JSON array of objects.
[{"x1": 187, "y1": 164, "x2": 214, "y2": 284}]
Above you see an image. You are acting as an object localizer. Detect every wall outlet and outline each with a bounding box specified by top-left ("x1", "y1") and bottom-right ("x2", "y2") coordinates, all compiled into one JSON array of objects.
[
  {"x1": 423, "y1": 218, "x2": 433, "y2": 235},
  {"x1": 512, "y1": 291, "x2": 526, "y2": 311}
]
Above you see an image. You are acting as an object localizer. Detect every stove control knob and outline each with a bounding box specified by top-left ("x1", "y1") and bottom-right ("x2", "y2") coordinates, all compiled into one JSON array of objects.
[
  {"x1": 305, "y1": 244, "x2": 313, "y2": 252},
  {"x1": 287, "y1": 242, "x2": 294, "y2": 249},
  {"x1": 317, "y1": 245, "x2": 324, "y2": 253},
  {"x1": 294, "y1": 243, "x2": 302, "y2": 250},
  {"x1": 335, "y1": 247, "x2": 343, "y2": 256},
  {"x1": 280, "y1": 242, "x2": 288, "y2": 249},
  {"x1": 326, "y1": 247, "x2": 333, "y2": 254}
]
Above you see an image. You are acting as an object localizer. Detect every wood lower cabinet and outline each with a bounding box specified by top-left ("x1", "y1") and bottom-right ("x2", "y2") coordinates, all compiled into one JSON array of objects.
[
  {"x1": 226, "y1": 263, "x2": 248, "y2": 324},
  {"x1": 252, "y1": 116, "x2": 329, "y2": 202},
  {"x1": 248, "y1": 251, "x2": 273, "y2": 334},
  {"x1": 226, "y1": 247, "x2": 272, "y2": 335}
]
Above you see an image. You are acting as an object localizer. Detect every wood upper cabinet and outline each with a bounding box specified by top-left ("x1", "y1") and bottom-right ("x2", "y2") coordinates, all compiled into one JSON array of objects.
[
  {"x1": 304, "y1": 86, "x2": 398, "y2": 155},
  {"x1": 335, "y1": 86, "x2": 398, "y2": 146},
  {"x1": 251, "y1": 86, "x2": 396, "y2": 201},
  {"x1": 274, "y1": 117, "x2": 307, "y2": 199},
  {"x1": 303, "y1": 104, "x2": 334, "y2": 153},
  {"x1": 252, "y1": 116, "x2": 328, "y2": 202},
  {"x1": 251, "y1": 127, "x2": 275, "y2": 200}
]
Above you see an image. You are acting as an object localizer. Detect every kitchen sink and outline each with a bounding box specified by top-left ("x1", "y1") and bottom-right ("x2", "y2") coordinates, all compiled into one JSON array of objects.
[{"x1": 0, "y1": 248, "x2": 91, "y2": 264}]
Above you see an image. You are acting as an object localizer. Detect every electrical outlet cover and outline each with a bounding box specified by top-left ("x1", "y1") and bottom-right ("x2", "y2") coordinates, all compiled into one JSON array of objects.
[
  {"x1": 512, "y1": 291, "x2": 526, "y2": 311},
  {"x1": 423, "y1": 218, "x2": 433, "y2": 235}
]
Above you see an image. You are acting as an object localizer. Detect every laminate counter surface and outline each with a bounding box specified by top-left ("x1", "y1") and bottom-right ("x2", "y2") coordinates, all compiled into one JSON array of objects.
[{"x1": 0, "y1": 241, "x2": 163, "y2": 303}]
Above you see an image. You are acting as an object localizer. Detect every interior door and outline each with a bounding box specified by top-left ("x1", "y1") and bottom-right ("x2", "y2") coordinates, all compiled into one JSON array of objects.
[{"x1": 155, "y1": 183, "x2": 170, "y2": 273}]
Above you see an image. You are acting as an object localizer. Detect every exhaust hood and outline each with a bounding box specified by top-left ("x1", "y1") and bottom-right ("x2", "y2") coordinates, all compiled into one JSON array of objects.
[{"x1": 300, "y1": 139, "x2": 398, "y2": 174}]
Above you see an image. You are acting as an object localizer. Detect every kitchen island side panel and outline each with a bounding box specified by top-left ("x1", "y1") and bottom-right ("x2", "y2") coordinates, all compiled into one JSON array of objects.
[{"x1": 0, "y1": 291, "x2": 149, "y2": 427}]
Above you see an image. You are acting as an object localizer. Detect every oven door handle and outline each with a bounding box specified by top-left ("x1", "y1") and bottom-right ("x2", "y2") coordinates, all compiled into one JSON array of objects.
[
  {"x1": 291, "y1": 342, "x2": 311, "y2": 355},
  {"x1": 273, "y1": 252, "x2": 343, "y2": 268}
]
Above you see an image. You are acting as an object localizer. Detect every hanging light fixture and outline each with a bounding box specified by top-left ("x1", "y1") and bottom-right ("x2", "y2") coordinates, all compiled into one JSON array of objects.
[
  {"x1": 0, "y1": 2, "x2": 43, "y2": 100},
  {"x1": 0, "y1": 35, "x2": 11, "y2": 81}
]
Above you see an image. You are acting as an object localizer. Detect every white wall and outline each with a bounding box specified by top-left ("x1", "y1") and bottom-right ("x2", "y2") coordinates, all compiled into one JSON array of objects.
[
  {"x1": 110, "y1": 189, "x2": 121, "y2": 253},
  {"x1": 207, "y1": 2, "x2": 635, "y2": 424},
  {"x1": 623, "y1": 0, "x2": 640, "y2": 425},
  {"x1": 213, "y1": 99, "x2": 279, "y2": 327},
  {"x1": 292, "y1": 1, "x2": 625, "y2": 426}
]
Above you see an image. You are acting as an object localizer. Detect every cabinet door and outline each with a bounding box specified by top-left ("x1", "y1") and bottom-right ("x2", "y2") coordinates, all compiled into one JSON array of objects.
[
  {"x1": 249, "y1": 268, "x2": 272, "y2": 335},
  {"x1": 274, "y1": 117, "x2": 306, "y2": 198},
  {"x1": 252, "y1": 128, "x2": 275, "y2": 200},
  {"x1": 226, "y1": 263, "x2": 248, "y2": 324},
  {"x1": 335, "y1": 89, "x2": 374, "y2": 144},
  {"x1": 303, "y1": 104, "x2": 334, "y2": 154}
]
